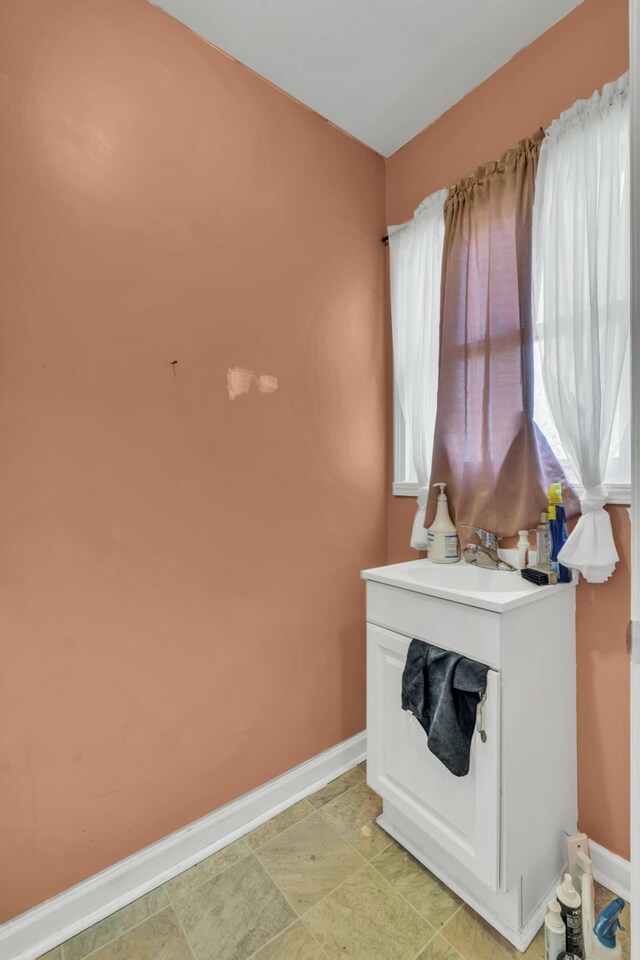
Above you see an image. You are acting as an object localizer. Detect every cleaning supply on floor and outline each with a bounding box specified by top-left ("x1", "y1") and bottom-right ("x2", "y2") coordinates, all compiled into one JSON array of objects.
[
  {"x1": 592, "y1": 898, "x2": 625, "y2": 960},
  {"x1": 537, "y1": 511, "x2": 551, "y2": 569},
  {"x1": 566, "y1": 833, "x2": 591, "y2": 891},
  {"x1": 557, "y1": 873, "x2": 583, "y2": 956},
  {"x1": 427, "y1": 483, "x2": 460, "y2": 563},
  {"x1": 576, "y1": 851, "x2": 595, "y2": 960},
  {"x1": 401, "y1": 638, "x2": 488, "y2": 777},
  {"x1": 517, "y1": 530, "x2": 530, "y2": 570},
  {"x1": 545, "y1": 900, "x2": 567, "y2": 960},
  {"x1": 548, "y1": 484, "x2": 572, "y2": 583}
]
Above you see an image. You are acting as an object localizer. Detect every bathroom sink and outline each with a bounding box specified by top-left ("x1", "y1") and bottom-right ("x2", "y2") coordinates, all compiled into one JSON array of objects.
[{"x1": 361, "y1": 558, "x2": 574, "y2": 612}]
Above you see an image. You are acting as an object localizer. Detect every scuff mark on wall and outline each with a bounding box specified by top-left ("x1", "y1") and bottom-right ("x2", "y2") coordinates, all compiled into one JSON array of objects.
[
  {"x1": 227, "y1": 367, "x2": 278, "y2": 399},
  {"x1": 227, "y1": 366, "x2": 254, "y2": 399},
  {"x1": 256, "y1": 374, "x2": 278, "y2": 394}
]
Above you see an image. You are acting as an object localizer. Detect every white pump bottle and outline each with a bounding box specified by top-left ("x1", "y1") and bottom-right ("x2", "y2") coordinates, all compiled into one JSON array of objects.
[{"x1": 427, "y1": 483, "x2": 459, "y2": 563}]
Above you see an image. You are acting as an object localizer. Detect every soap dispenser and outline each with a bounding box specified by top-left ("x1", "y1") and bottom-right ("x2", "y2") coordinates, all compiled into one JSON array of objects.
[{"x1": 427, "y1": 483, "x2": 459, "y2": 563}]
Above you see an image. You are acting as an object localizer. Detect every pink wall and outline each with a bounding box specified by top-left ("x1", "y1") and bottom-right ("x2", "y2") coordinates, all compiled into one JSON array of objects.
[
  {"x1": 0, "y1": 0, "x2": 631, "y2": 924},
  {"x1": 0, "y1": 0, "x2": 386, "y2": 921},
  {"x1": 385, "y1": 0, "x2": 631, "y2": 860}
]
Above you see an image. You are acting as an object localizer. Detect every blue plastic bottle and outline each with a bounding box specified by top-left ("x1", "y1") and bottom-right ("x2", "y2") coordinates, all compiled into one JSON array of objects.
[
  {"x1": 548, "y1": 483, "x2": 572, "y2": 583},
  {"x1": 593, "y1": 897, "x2": 625, "y2": 958}
]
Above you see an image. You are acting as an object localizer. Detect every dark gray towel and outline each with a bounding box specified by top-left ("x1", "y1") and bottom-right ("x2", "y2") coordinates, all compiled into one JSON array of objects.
[{"x1": 401, "y1": 638, "x2": 489, "y2": 777}]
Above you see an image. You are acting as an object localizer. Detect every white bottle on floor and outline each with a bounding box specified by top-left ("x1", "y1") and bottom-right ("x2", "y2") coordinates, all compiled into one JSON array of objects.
[
  {"x1": 545, "y1": 900, "x2": 567, "y2": 960},
  {"x1": 576, "y1": 850, "x2": 595, "y2": 960},
  {"x1": 557, "y1": 874, "x2": 583, "y2": 957}
]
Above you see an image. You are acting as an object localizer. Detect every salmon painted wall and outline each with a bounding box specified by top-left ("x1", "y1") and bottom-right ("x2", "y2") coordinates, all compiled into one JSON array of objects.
[
  {"x1": 385, "y1": 0, "x2": 631, "y2": 859},
  {"x1": 0, "y1": 0, "x2": 386, "y2": 920}
]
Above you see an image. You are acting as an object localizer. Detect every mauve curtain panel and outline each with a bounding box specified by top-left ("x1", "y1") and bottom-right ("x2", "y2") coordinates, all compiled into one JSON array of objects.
[{"x1": 425, "y1": 132, "x2": 577, "y2": 537}]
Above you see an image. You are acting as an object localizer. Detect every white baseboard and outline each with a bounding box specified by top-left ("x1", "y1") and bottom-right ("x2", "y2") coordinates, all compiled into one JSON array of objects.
[
  {"x1": 591, "y1": 840, "x2": 631, "y2": 903},
  {"x1": 0, "y1": 732, "x2": 366, "y2": 960}
]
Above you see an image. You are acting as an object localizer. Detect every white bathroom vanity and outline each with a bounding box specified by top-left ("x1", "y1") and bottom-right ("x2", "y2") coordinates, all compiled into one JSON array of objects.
[{"x1": 361, "y1": 558, "x2": 577, "y2": 951}]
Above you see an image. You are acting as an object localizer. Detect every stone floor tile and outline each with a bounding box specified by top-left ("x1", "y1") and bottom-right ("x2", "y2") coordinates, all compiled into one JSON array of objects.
[
  {"x1": 441, "y1": 904, "x2": 522, "y2": 960},
  {"x1": 249, "y1": 921, "x2": 327, "y2": 959},
  {"x1": 307, "y1": 769, "x2": 364, "y2": 810},
  {"x1": 80, "y1": 907, "x2": 192, "y2": 960},
  {"x1": 417, "y1": 933, "x2": 463, "y2": 960},
  {"x1": 245, "y1": 800, "x2": 314, "y2": 850},
  {"x1": 63, "y1": 887, "x2": 169, "y2": 960},
  {"x1": 371, "y1": 839, "x2": 461, "y2": 928},
  {"x1": 165, "y1": 838, "x2": 249, "y2": 903},
  {"x1": 304, "y1": 864, "x2": 434, "y2": 960},
  {"x1": 320, "y1": 780, "x2": 390, "y2": 859},
  {"x1": 173, "y1": 854, "x2": 295, "y2": 960},
  {"x1": 256, "y1": 812, "x2": 362, "y2": 914}
]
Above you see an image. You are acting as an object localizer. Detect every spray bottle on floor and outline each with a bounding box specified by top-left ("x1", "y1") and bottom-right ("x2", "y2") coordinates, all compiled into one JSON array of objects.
[{"x1": 592, "y1": 898, "x2": 625, "y2": 960}]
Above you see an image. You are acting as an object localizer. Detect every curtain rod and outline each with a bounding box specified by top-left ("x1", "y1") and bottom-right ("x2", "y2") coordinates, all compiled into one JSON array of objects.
[{"x1": 379, "y1": 123, "x2": 550, "y2": 250}]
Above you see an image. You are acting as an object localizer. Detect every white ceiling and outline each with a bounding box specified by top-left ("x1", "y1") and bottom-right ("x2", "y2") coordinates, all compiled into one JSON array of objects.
[{"x1": 152, "y1": 0, "x2": 583, "y2": 156}]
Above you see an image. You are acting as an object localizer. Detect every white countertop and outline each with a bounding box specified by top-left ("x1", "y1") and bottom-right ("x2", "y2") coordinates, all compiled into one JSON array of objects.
[{"x1": 361, "y1": 558, "x2": 574, "y2": 613}]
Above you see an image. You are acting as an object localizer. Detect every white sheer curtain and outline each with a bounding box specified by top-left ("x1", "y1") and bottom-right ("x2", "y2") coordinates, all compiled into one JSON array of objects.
[
  {"x1": 389, "y1": 189, "x2": 447, "y2": 550},
  {"x1": 532, "y1": 74, "x2": 630, "y2": 583}
]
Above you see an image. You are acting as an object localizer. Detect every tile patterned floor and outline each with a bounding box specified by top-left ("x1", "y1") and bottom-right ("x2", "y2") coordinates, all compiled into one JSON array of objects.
[{"x1": 39, "y1": 761, "x2": 631, "y2": 960}]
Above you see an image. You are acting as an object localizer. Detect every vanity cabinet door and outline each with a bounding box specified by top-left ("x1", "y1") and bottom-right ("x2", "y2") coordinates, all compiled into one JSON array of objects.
[{"x1": 367, "y1": 623, "x2": 501, "y2": 892}]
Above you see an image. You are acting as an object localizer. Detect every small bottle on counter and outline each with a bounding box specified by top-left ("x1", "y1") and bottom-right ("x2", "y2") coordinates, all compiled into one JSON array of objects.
[
  {"x1": 548, "y1": 484, "x2": 572, "y2": 583},
  {"x1": 517, "y1": 530, "x2": 530, "y2": 571},
  {"x1": 536, "y1": 512, "x2": 551, "y2": 569}
]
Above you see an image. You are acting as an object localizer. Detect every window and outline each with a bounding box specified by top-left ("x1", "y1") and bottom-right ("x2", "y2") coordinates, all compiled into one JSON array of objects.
[
  {"x1": 394, "y1": 75, "x2": 631, "y2": 508},
  {"x1": 532, "y1": 327, "x2": 631, "y2": 503},
  {"x1": 394, "y1": 346, "x2": 631, "y2": 504}
]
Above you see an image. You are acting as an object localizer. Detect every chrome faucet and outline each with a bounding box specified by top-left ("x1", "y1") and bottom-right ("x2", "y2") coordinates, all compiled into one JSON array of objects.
[{"x1": 459, "y1": 524, "x2": 517, "y2": 572}]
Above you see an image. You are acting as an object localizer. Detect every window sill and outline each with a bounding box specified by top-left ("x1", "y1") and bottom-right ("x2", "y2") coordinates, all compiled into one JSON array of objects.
[{"x1": 392, "y1": 480, "x2": 631, "y2": 506}]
